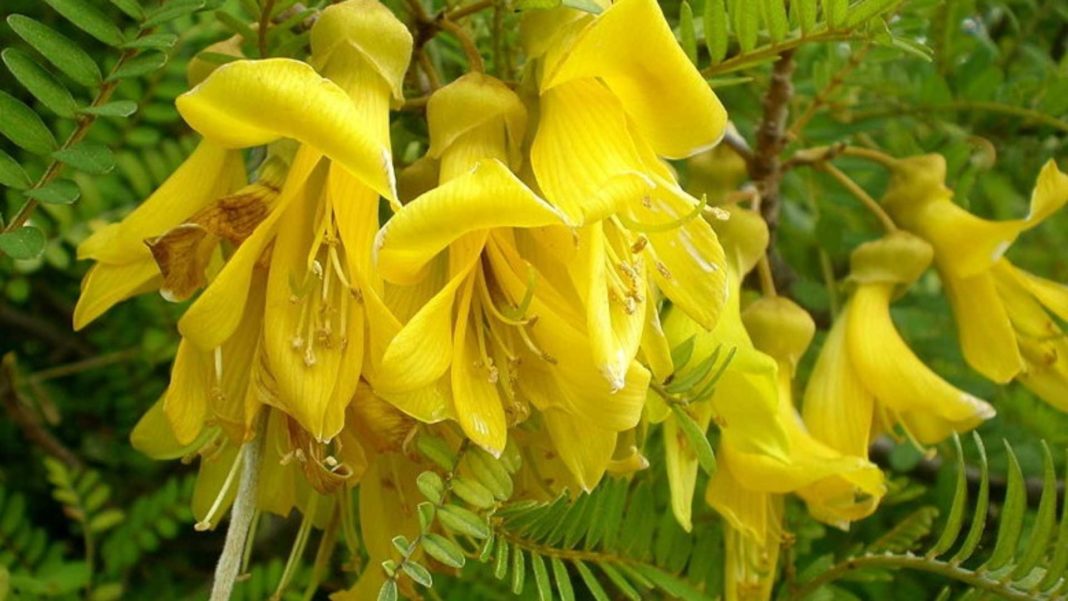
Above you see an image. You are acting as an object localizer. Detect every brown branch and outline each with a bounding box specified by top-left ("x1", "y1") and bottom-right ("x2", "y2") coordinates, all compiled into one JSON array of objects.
[
  {"x1": 0, "y1": 302, "x2": 94, "y2": 359},
  {"x1": 1, "y1": 353, "x2": 83, "y2": 470}
]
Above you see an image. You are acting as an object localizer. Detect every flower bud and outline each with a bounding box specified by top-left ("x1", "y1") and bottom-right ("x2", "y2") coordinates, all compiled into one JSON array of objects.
[
  {"x1": 743, "y1": 296, "x2": 815, "y2": 370},
  {"x1": 849, "y1": 231, "x2": 933, "y2": 287}
]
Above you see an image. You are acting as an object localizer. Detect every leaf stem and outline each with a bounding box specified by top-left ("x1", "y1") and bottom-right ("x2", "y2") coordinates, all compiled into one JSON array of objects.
[{"x1": 788, "y1": 553, "x2": 1041, "y2": 601}]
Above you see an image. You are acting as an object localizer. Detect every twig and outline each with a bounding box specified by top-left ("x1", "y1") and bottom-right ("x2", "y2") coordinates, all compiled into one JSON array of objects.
[
  {"x1": 0, "y1": 302, "x2": 94, "y2": 359},
  {"x1": 721, "y1": 128, "x2": 754, "y2": 166},
  {"x1": 28, "y1": 348, "x2": 138, "y2": 384},
  {"x1": 0, "y1": 353, "x2": 83, "y2": 469},
  {"x1": 258, "y1": 0, "x2": 277, "y2": 58},
  {"x1": 447, "y1": 0, "x2": 494, "y2": 21},
  {"x1": 2, "y1": 28, "x2": 156, "y2": 244},
  {"x1": 701, "y1": 30, "x2": 857, "y2": 77},
  {"x1": 848, "y1": 100, "x2": 1068, "y2": 134},
  {"x1": 788, "y1": 42, "x2": 871, "y2": 139},
  {"x1": 438, "y1": 18, "x2": 485, "y2": 73},
  {"x1": 819, "y1": 162, "x2": 897, "y2": 233},
  {"x1": 749, "y1": 50, "x2": 796, "y2": 237}
]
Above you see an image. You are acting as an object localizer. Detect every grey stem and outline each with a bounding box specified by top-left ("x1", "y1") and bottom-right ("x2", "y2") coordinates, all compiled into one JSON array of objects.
[{"x1": 209, "y1": 419, "x2": 265, "y2": 601}]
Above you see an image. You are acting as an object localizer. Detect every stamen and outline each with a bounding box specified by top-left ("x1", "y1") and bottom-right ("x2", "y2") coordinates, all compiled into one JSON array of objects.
[
  {"x1": 194, "y1": 444, "x2": 247, "y2": 531},
  {"x1": 617, "y1": 193, "x2": 709, "y2": 233},
  {"x1": 518, "y1": 321, "x2": 556, "y2": 364}
]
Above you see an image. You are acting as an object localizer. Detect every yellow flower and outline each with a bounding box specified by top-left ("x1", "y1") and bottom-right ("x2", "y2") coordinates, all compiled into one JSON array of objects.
[
  {"x1": 703, "y1": 296, "x2": 882, "y2": 601},
  {"x1": 521, "y1": 0, "x2": 731, "y2": 390},
  {"x1": 803, "y1": 231, "x2": 995, "y2": 457},
  {"x1": 374, "y1": 72, "x2": 566, "y2": 456},
  {"x1": 170, "y1": 0, "x2": 412, "y2": 442},
  {"x1": 73, "y1": 140, "x2": 246, "y2": 329},
  {"x1": 881, "y1": 155, "x2": 1068, "y2": 409}
]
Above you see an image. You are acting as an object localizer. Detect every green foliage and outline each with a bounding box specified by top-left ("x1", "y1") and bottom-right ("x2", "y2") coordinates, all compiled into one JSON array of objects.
[{"x1": 789, "y1": 433, "x2": 1068, "y2": 600}]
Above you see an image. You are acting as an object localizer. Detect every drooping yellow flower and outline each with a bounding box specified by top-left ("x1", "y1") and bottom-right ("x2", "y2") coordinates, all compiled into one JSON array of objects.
[
  {"x1": 521, "y1": 0, "x2": 730, "y2": 390},
  {"x1": 803, "y1": 231, "x2": 996, "y2": 459},
  {"x1": 73, "y1": 140, "x2": 246, "y2": 329},
  {"x1": 881, "y1": 155, "x2": 1068, "y2": 409},
  {"x1": 170, "y1": 0, "x2": 412, "y2": 442},
  {"x1": 374, "y1": 72, "x2": 566, "y2": 456},
  {"x1": 700, "y1": 296, "x2": 882, "y2": 601}
]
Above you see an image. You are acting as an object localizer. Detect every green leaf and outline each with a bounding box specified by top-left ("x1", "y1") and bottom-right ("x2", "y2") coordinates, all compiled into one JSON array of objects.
[
  {"x1": 416, "y1": 502, "x2": 435, "y2": 532},
  {"x1": 823, "y1": 0, "x2": 846, "y2": 29},
  {"x1": 734, "y1": 0, "x2": 759, "y2": 53},
  {"x1": 109, "y1": 0, "x2": 144, "y2": 20},
  {"x1": 670, "y1": 405, "x2": 717, "y2": 475},
  {"x1": 88, "y1": 509, "x2": 124, "y2": 533},
  {"x1": 6, "y1": 15, "x2": 102, "y2": 87},
  {"x1": 438, "y1": 504, "x2": 490, "y2": 539},
  {"x1": 574, "y1": 560, "x2": 610, "y2": 601},
  {"x1": 1013, "y1": 442, "x2": 1057, "y2": 579},
  {"x1": 122, "y1": 33, "x2": 179, "y2": 50},
  {"x1": 79, "y1": 100, "x2": 138, "y2": 117},
  {"x1": 215, "y1": 11, "x2": 257, "y2": 42},
  {"x1": 2, "y1": 48, "x2": 78, "y2": 118},
  {"x1": 0, "y1": 90, "x2": 57, "y2": 155},
  {"x1": 415, "y1": 471, "x2": 444, "y2": 504},
  {"x1": 42, "y1": 0, "x2": 125, "y2": 46},
  {"x1": 703, "y1": 0, "x2": 728, "y2": 64},
  {"x1": 679, "y1": 2, "x2": 697, "y2": 65},
  {"x1": 107, "y1": 52, "x2": 167, "y2": 81},
  {"x1": 982, "y1": 440, "x2": 1026, "y2": 571},
  {"x1": 416, "y1": 434, "x2": 456, "y2": 471},
  {"x1": 142, "y1": 0, "x2": 207, "y2": 28},
  {"x1": 551, "y1": 557, "x2": 575, "y2": 601},
  {"x1": 951, "y1": 432, "x2": 989, "y2": 564},
  {"x1": 391, "y1": 535, "x2": 411, "y2": 556},
  {"x1": 0, "y1": 149, "x2": 32, "y2": 190},
  {"x1": 53, "y1": 142, "x2": 115, "y2": 175},
  {"x1": 466, "y1": 448, "x2": 513, "y2": 500},
  {"x1": 494, "y1": 537, "x2": 509, "y2": 579},
  {"x1": 376, "y1": 579, "x2": 397, "y2": 601},
  {"x1": 842, "y1": 0, "x2": 897, "y2": 28},
  {"x1": 531, "y1": 552, "x2": 551, "y2": 601},
  {"x1": 760, "y1": 0, "x2": 788, "y2": 42},
  {"x1": 631, "y1": 564, "x2": 709, "y2": 601},
  {"x1": 25, "y1": 179, "x2": 80, "y2": 205},
  {"x1": 1039, "y1": 449, "x2": 1068, "y2": 590},
  {"x1": 510, "y1": 546, "x2": 526, "y2": 595},
  {"x1": 402, "y1": 560, "x2": 433, "y2": 588},
  {"x1": 928, "y1": 434, "x2": 966, "y2": 557},
  {"x1": 600, "y1": 563, "x2": 640, "y2": 601},
  {"x1": 868, "y1": 506, "x2": 938, "y2": 554},
  {"x1": 0, "y1": 227, "x2": 46, "y2": 260},
  {"x1": 515, "y1": 0, "x2": 562, "y2": 11},
  {"x1": 793, "y1": 0, "x2": 817, "y2": 33},
  {"x1": 561, "y1": 0, "x2": 602, "y2": 14},
  {"x1": 422, "y1": 533, "x2": 466, "y2": 569},
  {"x1": 452, "y1": 477, "x2": 496, "y2": 509}
]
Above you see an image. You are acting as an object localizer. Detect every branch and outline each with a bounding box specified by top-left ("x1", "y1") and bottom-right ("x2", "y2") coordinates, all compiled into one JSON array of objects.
[{"x1": 0, "y1": 353, "x2": 83, "y2": 470}]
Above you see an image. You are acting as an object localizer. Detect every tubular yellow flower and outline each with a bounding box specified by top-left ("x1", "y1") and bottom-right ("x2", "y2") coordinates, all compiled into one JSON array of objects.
[
  {"x1": 375, "y1": 73, "x2": 566, "y2": 455},
  {"x1": 881, "y1": 155, "x2": 1068, "y2": 408},
  {"x1": 703, "y1": 296, "x2": 883, "y2": 601},
  {"x1": 520, "y1": 0, "x2": 730, "y2": 390},
  {"x1": 168, "y1": 0, "x2": 412, "y2": 442},
  {"x1": 804, "y1": 231, "x2": 995, "y2": 459}
]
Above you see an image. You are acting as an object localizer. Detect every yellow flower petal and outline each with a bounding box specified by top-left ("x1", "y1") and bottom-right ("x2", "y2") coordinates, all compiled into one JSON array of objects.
[
  {"x1": 664, "y1": 402, "x2": 714, "y2": 531},
  {"x1": 427, "y1": 73, "x2": 527, "y2": 170},
  {"x1": 541, "y1": 408, "x2": 617, "y2": 492},
  {"x1": 1025, "y1": 159, "x2": 1068, "y2": 225},
  {"x1": 73, "y1": 260, "x2": 162, "y2": 331},
  {"x1": 78, "y1": 141, "x2": 245, "y2": 263},
  {"x1": 582, "y1": 221, "x2": 646, "y2": 391},
  {"x1": 310, "y1": 0, "x2": 412, "y2": 103},
  {"x1": 261, "y1": 180, "x2": 365, "y2": 441},
  {"x1": 541, "y1": 0, "x2": 726, "y2": 158},
  {"x1": 1000, "y1": 260, "x2": 1068, "y2": 322},
  {"x1": 847, "y1": 284, "x2": 995, "y2": 444},
  {"x1": 177, "y1": 58, "x2": 396, "y2": 201},
  {"x1": 531, "y1": 79, "x2": 655, "y2": 224},
  {"x1": 130, "y1": 398, "x2": 207, "y2": 460},
  {"x1": 376, "y1": 234, "x2": 486, "y2": 394},
  {"x1": 376, "y1": 160, "x2": 564, "y2": 284},
  {"x1": 942, "y1": 270, "x2": 1022, "y2": 383},
  {"x1": 631, "y1": 180, "x2": 729, "y2": 330},
  {"x1": 451, "y1": 275, "x2": 508, "y2": 456},
  {"x1": 163, "y1": 339, "x2": 213, "y2": 445},
  {"x1": 801, "y1": 309, "x2": 875, "y2": 460},
  {"x1": 178, "y1": 146, "x2": 322, "y2": 350}
]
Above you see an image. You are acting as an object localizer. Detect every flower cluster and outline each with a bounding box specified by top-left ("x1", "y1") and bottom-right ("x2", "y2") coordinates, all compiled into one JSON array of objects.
[{"x1": 72, "y1": 0, "x2": 1068, "y2": 598}]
